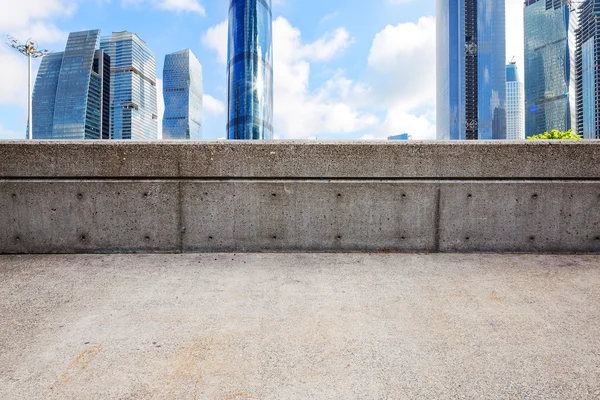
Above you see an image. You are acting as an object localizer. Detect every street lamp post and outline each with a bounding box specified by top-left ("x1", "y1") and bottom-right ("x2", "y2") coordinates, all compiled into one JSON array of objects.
[{"x1": 7, "y1": 37, "x2": 50, "y2": 140}]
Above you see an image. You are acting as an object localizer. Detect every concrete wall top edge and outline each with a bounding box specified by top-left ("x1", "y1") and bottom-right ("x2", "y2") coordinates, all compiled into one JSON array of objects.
[{"x1": 2, "y1": 140, "x2": 600, "y2": 179}]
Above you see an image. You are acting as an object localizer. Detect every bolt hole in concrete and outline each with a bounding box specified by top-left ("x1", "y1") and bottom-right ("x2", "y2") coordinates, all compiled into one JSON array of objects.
[
  {"x1": 467, "y1": 194, "x2": 472, "y2": 198},
  {"x1": 596, "y1": 237, "x2": 600, "y2": 241},
  {"x1": 530, "y1": 236, "x2": 536, "y2": 241},
  {"x1": 15, "y1": 236, "x2": 20, "y2": 241},
  {"x1": 402, "y1": 194, "x2": 406, "y2": 198},
  {"x1": 272, "y1": 236, "x2": 277, "y2": 239},
  {"x1": 338, "y1": 193, "x2": 342, "y2": 197},
  {"x1": 209, "y1": 236, "x2": 213, "y2": 240},
  {"x1": 81, "y1": 235, "x2": 86, "y2": 241},
  {"x1": 145, "y1": 236, "x2": 150, "y2": 241},
  {"x1": 272, "y1": 193, "x2": 276, "y2": 197},
  {"x1": 337, "y1": 236, "x2": 342, "y2": 239},
  {"x1": 11, "y1": 193, "x2": 16, "y2": 197},
  {"x1": 144, "y1": 192, "x2": 149, "y2": 197},
  {"x1": 465, "y1": 237, "x2": 470, "y2": 241},
  {"x1": 77, "y1": 193, "x2": 83, "y2": 199},
  {"x1": 401, "y1": 236, "x2": 406, "y2": 240},
  {"x1": 532, "y1": 194, "x2": 538, "y2": 199}
]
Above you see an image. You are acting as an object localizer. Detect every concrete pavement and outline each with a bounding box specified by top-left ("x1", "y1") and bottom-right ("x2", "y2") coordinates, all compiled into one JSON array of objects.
[{"x1": 1, "y1": 253, "x2": 600, "y2": 399}]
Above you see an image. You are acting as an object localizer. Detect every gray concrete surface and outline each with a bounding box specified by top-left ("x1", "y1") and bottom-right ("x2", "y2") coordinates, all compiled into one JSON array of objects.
[
  {"x1": 1, "y1": 253, "x2": 600, "y2": 399},
  {"x1": 2, "y1": 141, "x2": 600, "y2": 254},
  {"x1": 2, "y1": 140, "x2": 600, "y2": 179}
]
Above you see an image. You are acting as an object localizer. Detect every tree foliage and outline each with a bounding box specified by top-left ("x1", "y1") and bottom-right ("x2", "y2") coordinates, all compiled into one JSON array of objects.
[{"x1": 527, "y1": 129, "x2": 582, "y2": 140}]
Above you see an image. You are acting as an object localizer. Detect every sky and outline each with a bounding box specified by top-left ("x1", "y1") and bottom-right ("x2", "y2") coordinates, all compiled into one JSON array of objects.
[{"x1": 0, "y1": 0, "x2": 524, "y2": 140}]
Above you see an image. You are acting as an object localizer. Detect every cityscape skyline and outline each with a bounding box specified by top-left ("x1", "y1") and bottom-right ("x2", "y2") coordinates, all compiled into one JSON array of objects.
[{"x1": 0, "y1": 0, "x2": 579, "y2": 141}]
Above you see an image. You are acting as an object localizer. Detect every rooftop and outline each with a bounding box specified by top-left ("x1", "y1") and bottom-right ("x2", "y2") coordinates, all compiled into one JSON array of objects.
[{"x1": 1, "y1": 253, "x2": 599, "y2": 399}]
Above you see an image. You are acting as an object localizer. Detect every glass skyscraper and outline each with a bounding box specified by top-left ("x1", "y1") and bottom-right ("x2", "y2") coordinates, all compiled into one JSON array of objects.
[
  {"x1": 162, "y1": 49, "x2": 203, "y2": 140},
  {"x1": 227, "y1": 0, "x2": 274, "y2": 140},
  {"x1": 576, "y1": 0, "x2": 599, "y2": 139},
  {"x1": 437, "y1": 0, "x2": 506, "y2": 140},
  {"x1": 524, "y1": 0, "x2": 576, "y2": 137},
  {"x1": 100, "y1": 32, "x2": 158, "y2": 140},
  {"x1": 32, "y1": 30, "x2": 110, "y2": 139},
  {"x1": 506, "y1": 62, "x2": 524, "y2": 140}
]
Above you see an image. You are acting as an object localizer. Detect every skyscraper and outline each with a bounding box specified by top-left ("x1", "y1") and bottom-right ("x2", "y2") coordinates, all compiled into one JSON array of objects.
[
  {"x1": 227, "y1": 0, "x2": 274, "y2": 140},
  {"x1": 506, "y1": 62, "x2": 525, "y2": 140},
  {"x1": 524, "y1": 0, "x2": 576, "y2": 137},
  {"x1": 576, "y1": 0, "x2": 599, "y2": 139},
  {"x1": 32, "y1": 30, "x2": 110, "y2": 139},
  {"x1": 100, "y1": 32, "x2": 158, "y2": 140},
  {"x1": 163, "y1": 49, "x2": 203, "y2": 140},
  {"x1": 437, "y1": 0, "x2": 507, "y2": 140}
]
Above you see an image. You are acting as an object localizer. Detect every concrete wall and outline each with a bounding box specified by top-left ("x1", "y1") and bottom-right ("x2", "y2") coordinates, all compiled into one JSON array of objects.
[{"x1": 1, "y1": 141, "x2": 599, "y2": 253}]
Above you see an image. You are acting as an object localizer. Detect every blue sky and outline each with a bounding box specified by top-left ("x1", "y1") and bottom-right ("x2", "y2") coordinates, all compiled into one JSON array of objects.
[{"x1": 0, "y1": 0, "x2": 523, "y2": 140}]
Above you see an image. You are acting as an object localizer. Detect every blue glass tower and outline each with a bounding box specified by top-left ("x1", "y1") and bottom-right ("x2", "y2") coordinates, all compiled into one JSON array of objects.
[
  {"x1": 524, "y1": 0, "x2": 576, "y2": 137},
  {"x1": 32, "y1": 30, "x2": 110, "y2": 139},
  {"x1": 100, "y1": 32, "x2": 158, "y2": 140},
  {"x1": 576, "y1": 0, "x2": 600, "y2": 139},
  {"x1": 163, "y1": 49, "x2": 203, "y2": 140},
  {"x1": 227, "y1": 0, "x2": 274, "y2": 140},
  {"x1": 437, "y1": 0, "x2": 506, "y2": 140}
]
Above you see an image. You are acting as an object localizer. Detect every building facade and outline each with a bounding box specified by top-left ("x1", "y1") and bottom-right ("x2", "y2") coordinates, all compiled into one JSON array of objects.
[
  {"x1": 506, "y1": 62, "x2": 525, "y2": 140},
  {"x1": 100, "y1": 31, "x2": 158, "y2": 140},
  {"x1": 436, "y1": 0, "x2": 506, "y2": 140},
  {"x1": 524, "y1": 0, "x2": 576, "y2": 137},
  {"x1": 227, "y1": 0, "x2": 274, "y2": 140},
  {"x1": 32, "y1": 30, "x2": 110, "y2": 139},
  {"x1": 576, "y1": 0, "x2": 600, "y2": 139},
  {"x1": 162, "y1": 49, "x2": 203, "y2": 140},
  {"x1": 388, "y1": 134, "x2": 411, "y2": 140}
]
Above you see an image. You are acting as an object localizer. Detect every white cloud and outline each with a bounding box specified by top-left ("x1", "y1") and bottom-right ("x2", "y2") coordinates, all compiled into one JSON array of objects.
[
  {"x1": 202, "y1": 20, "x2": 228, "y2": 64},
  {"x1": 0, "y1": 0, "x2": 72, "y2": 109},
  {"x1": 506, "y1": 0, "x2": 524, "y2": 72},
  {"x1": 203, "y1": 94, "x2": 225, "y2": 115},
  {"x1": 121, "y1": 0, "x2": 205, "y2": 14},
  {"x1": 366, "y1": 16, "x2": 437, "y2": 139},
  {"x1": 202, "y1": 17, "x2": 375, "y2": 139}
]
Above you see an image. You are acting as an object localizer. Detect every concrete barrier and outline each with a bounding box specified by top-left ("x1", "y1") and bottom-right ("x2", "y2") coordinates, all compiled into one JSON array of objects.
[{"x1": 1, "y1": 141, "x2": 599, "y2": 253}]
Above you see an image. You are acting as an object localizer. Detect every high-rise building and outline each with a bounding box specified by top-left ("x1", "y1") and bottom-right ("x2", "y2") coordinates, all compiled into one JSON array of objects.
[
  {"x1": 436, "y1": 0, "x2": 507, "y2": 140},
  {"x1": 227, "y1": 0, "x2": 274, "y2": 140},
  {"x1": 506, "y1": 62, "x2": 525, "y2": 140},
  {"x1": 32, "y1": 30, "x2": 110, "y2": 139},
  {"x1": 576, "y1": 0, "x2": 600, "y2": 139},
  {"x1": 100, "y1": 31, "x2": 158, "y2": 140},
  {"x1": 388, "y1": 133, "x2": 411, "y2": 141},
  {"x1": 524, "y1": 0, "x2": 577, "y2": 137},
  {"x1": 162, "y1": 49, "x2": 203, "y2": 140}
]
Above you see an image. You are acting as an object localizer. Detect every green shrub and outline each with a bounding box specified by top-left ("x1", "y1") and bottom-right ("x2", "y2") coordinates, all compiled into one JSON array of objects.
[{"x1": 527, "y1": 129, "x2": 582, "y2": 140}]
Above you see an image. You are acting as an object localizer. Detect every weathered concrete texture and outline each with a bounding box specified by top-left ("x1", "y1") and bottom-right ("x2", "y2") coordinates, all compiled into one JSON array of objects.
[
  {"x1": 2, "y1": 179, "x2": 600, "y2": 253},
  {"x1": 2, "y1": 140, "x2": 600, "y2": 178},
  {"x1": 0, "y1": 181, "x2": 181, "y2": 253},
  {"x1": 1, "y1": 253, "x2": 600, "y2": 399}
]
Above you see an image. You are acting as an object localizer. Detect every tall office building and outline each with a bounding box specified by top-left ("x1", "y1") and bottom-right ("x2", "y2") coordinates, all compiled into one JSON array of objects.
[
  {"x1": 227, "y1": 0, "x2": 274, "y2": 140},
  {"x1": 32, "y1": 30, "x2": 110, "y2": 139},
  {"x1": 437, "y1": 0, "x2": 507, "y2": 140},
  {"x1": 576, "y1": 0, "x2": 600, "y2": 139},
  {"x1": 524, "y1": 0, "x2": 576, "y2": 137},
  {"x1": 162, "y1": 49, "x2": 203, "y2": 140},
  {"x1": 100, "y1": 32, "x2": 158, "y2": 140},
  {"x1": 506, "y1": 62, "x2": 525, "y2": 140}
]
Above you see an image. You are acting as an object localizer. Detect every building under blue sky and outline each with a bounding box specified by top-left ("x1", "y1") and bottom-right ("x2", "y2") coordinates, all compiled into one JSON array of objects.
[
  {"x1": 436, "y1": 0, "x2": 506, "y2": 140},
  {"x1": 227, "y1": 0, "x2": 274, "y2": 140},
  {"x1": 163, "y1": 49, "x2": 203, "y2": 140},
  {"x1": 32, "y1": 30, "x2": 109, "y2": 140},
  {"x1": 524, "y1": 0, "x2": 574, "y2": 138},
  {"x1": 100, "y1": 31, "x2": 158, "y2": 140}
]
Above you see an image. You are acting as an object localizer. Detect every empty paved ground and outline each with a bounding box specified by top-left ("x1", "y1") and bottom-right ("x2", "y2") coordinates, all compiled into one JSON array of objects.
[{"x1": 1, "y1": 254, "x2": 600, "y2": 399}]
